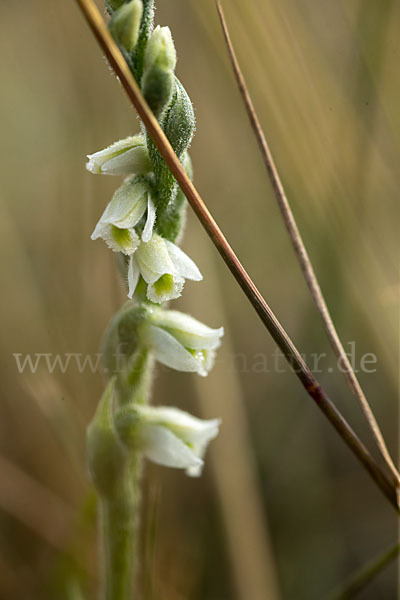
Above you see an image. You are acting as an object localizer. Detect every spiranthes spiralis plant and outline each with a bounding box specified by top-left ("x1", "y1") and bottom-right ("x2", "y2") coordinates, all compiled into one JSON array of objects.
[{"x1": 85, "y1": 1, "x2": 223, "y2": 598}]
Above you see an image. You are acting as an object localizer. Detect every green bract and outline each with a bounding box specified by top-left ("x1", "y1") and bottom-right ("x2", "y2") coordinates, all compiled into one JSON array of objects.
[{"x1": 87, "y1": 378, "x2": 127, "y2": 496}]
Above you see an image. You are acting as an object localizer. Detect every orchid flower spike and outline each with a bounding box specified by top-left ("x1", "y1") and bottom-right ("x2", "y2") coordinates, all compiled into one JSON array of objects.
[
  {"x1": 128, "y1": 233, "x2": 202, "y2": 302},
  {"x1": 115, "y1": 404, "x2": 221, "y2": 476},
  {"x1": 86, "y1": 135, "x2": 151, "y2": 176},
  {"x1": 91, "y1": 179, "x2": 156, "y2": 255},
  {"x1": 139, "y1": 308, "x2": 223, "y2": 376}
]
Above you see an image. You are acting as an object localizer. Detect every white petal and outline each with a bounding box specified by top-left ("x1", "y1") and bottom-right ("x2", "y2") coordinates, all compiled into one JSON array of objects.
[
  {"x1": 136, "y1": 234, "x2": 189, "y2": 302},
  {"x1": 151, "y1": 310, "x2": 224, "y2": 351},
  {"x1": 128, "y1": 255, "x2": 140, "y2": 299},
  {"x1": 140, "y1": 324, "x2": 204, "y2": 374},
  {"x1": 141, "y1": 424, "x2": 203, "y2": 471},
  {"x1": 100, "y1": 146, "x2": 151, "y2": 176},
  {"x1": 165, "y1": 240, "x2": 202, "y2": 281},
  {"x1": 142, "y1": 194, "x2": 156, "y2": 242},
  {"x1": 131, "y1": 405, "x2": 220, "y2": 476},
  {"x1": 202, "y1": 348, "x2": 217, "y2": 374},
  {"x1": 91, "y1": 220, "x2": 107, "y2": 241},
  {"x1": 136, "y1": 235, "x2": 176, "y2": 284},
  {"x1": 186, "y1": 464, "x2": 203, "y2": 477},
  {"x1": 102, "y1": 180, "x2": 147, "y2": 228},
  {"x1": 136, "y1": 405, "x2": 221, "y2": 446},
  {"x1": 86, "y1": 135, "x2": 148, "y2": 175}
]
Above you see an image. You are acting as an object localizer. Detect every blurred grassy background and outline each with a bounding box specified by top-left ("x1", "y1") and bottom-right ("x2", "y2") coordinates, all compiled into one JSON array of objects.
[{"x1": 0, "y1": 0, "x2": 399, "y2": 598}]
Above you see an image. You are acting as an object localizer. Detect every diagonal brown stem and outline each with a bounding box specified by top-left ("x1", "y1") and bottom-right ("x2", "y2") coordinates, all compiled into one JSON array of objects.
[
  {"x1": 215, "y1": 0, "x2": 400, "y2": 488},
  {"x1": 73, "y1": 0, "x2": 399, "y2": 511}
]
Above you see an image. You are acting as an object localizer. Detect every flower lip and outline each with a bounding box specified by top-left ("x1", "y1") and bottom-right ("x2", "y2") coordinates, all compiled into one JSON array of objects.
[{"x1": 92, "y1": 223, "x2": 140, "y2": 255}]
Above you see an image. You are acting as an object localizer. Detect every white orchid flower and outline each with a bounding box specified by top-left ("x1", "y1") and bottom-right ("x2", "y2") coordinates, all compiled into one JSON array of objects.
[
  {"x1": 86, "y1": 135, "x2": 151, "y2": 176},
  {"x1": 139, "y1": 308, "x2": 223, "y2": 376},
  {"x1": 116, "y1": 404, "x2": 220, "y2": 476},
  {"x1": 91, "y1": 179, "x2": 155, "y2": 255},
  {"x1": 128, "y1": 233, "x2": 202, "y2": 302}
]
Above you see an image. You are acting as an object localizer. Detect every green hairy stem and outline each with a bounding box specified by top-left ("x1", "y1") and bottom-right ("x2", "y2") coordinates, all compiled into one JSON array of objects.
[{"x1": 99, "y1": 458, "x2": 141, "y2": 600}]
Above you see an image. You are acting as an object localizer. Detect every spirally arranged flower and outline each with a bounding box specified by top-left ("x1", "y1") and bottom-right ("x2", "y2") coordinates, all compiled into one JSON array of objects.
[
  {"x1": 139, "y1": 308, "x2": 224, "y2": 376},
  {"x1": 85, "y1": 3, "x2": 224, "y2": 597},
  {"x1": 116, "y1": 404, "x2": 221, "y2": 476},
  {"x1": 86, "y1": 134, "x2": 151, "y2": 176},
  {"x1": 128, "y1": 233, "x2": 202, "y2": 302},
  {"x1": 87, "y1": 135, "x2": 203, "y2": 303},
  {"x1": 91, "y1": 178, "x2": 155, "y2": 255}
]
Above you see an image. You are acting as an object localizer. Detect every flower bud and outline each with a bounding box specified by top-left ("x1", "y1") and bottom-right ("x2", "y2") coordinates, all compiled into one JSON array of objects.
[
  {"x1": 139, "y1": 308, "x2": 223, "y2": 376},
  {"x1": 91, "y1": 178, "x2": 150, "y2": 255},
  {"x1": 141, "y1": 26, "x2": 176, "y2": 117},
  {"x1": 86, "y1": 135, "x2": 151, "y2": 176},
  {"x1": 109, "y1": 0, "x2": 143, "y2": 53},
  {"x1": 115, "y1": 404, "x2": 220, "y2": 476},
  {"x1": 127, "y1": 233, "x2": 202, "y2": 302}
]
